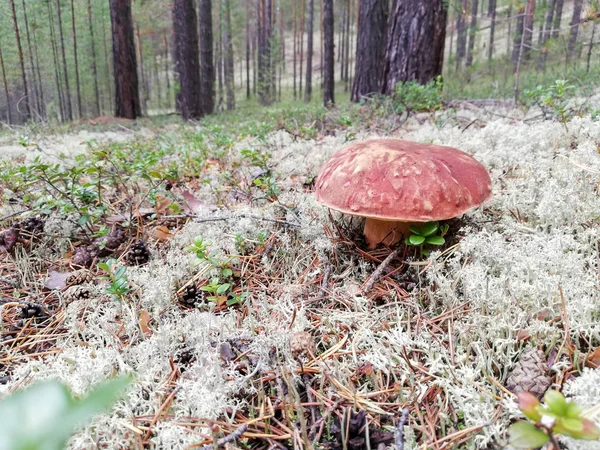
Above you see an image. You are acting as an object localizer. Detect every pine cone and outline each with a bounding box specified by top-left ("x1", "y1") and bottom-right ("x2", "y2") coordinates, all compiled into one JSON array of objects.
[
  {"x1": 14, "y1": 217, "x2": 44, "y2": 235},
  {"x1": 63, "y1": 285, "x2": 92, "y2": 304},
  {"x1": 125, "y1": 240, "x2": 150, "y2": 265},
  {"x1": 66, "y1": 269, "x2": 94, "y2": 285},
  {"x1": 506, "y1": 348, "x2": 552, "y2": 399},
  {"x1": 95, "y1": 228, "x2": 127, "y2": 257},
  {"x1": 72, "y1": 246, "x2": 96, "y2": 267},
  {"x1": 179, "y1": 284, "x2": 205, "y2": 306},
  {"x1": 0, "y1": 228, "x2": 20, "y2": 253}
]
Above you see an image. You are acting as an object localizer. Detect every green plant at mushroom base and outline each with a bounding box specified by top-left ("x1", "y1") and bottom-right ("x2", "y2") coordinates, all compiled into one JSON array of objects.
[
  {"x1": 98, "y1": 258, "x2": 130, "y2": 301},
  {"x1": 509, "y1": 390, "x2": 600, "y2": 449},
  {"x1": 404, "y1": 221, "x2": 449, "y2": 256}
]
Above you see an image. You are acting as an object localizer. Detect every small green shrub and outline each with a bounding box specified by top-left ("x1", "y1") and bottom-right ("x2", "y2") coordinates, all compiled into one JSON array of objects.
[
  {"x1": 522, "y1": 80, "x2": 576, "y2": 129},
  {"x1": 393, "y1": 76, "x2": 443, "y2": 114}
]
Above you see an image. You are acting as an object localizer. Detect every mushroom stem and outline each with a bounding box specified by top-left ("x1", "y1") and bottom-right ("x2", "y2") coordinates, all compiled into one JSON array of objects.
[{"x1": 363, "y1": 218, "x2": 412, "y2": 249}]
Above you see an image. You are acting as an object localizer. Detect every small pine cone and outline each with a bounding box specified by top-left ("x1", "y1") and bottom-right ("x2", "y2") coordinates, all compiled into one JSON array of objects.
[
  {"x1": 66, "y1": 269, "x2": 94, "y2": 285},
  {"x1": 290, "y1": 331, "x2": 316, "y2": 360},
  {"x1": 63, "y1": 285, "x2": 92, "y2": 304},
  {"x1": 15, "y1": 217, "x2": 44, "y2": 235},
  {"x1": 126, "y1": 240, "x2": 150, "y2": 266},
  {"x1": 0, "y1": 228, "x2": 20, "y2": 253},
  {"x1": 506, "y1": 348, "x2": 552, "y2": 399},
  {"x1": 179, "y1": 284, "x2": 204, "y2": 306},
  {"x1": 72, "y1": 246, "x2": 94, "y2": 267},
  {"x1": 96, "y1": 228, "x2": 127, "y2": 257}
]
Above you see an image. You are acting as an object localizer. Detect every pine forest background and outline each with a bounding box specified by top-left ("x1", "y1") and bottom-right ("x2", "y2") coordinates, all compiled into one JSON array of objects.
[{"x1": 0, "y1": 0, "x2": 598, "y2": 125}]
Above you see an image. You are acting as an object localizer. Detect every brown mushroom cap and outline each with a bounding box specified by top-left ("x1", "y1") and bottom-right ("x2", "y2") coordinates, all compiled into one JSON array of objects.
[{"x1": 315, "y1": 139, "x2": 492, "y2": 222}]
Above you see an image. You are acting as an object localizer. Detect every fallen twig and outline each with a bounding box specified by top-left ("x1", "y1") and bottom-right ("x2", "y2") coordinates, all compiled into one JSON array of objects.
[
  {"x1": 198, "y1": 424, "x2": 249, "y2": 450},
  {"x1": 395, "y1": 407, "x2": 410, "y2": 450},
  {"x1": 362, "y1": 248, "x2": 401, "y2": 293}
]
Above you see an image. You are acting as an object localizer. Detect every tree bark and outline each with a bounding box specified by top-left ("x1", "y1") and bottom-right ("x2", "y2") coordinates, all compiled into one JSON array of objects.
[
  {"x1": 586, "y1": 21, "x2": 597, "y2": 73},
  {"x1": 21, "y1": 0, "x2": 42, "y2": 119},
  {"x1": 538, "y1": 0, "x2": 556, "y2": 70},
  {"x1": 48, "y1": 1, "x2": 66, "y2": 121},
  {"x1": 223, "y1": 0, "x2": 235, "y2": 110},
  {"x1": 299, "y1": 0, "x2": 305, "y2": 97},
  {"x1": 173, "y1": 0, "x2": 202, "y2": 119},
  {"x1": 466, "y1": 0, "x2": 479, "y2": 67},
  {"x1": 455, "y1": 0, "x2": 468, "y2": 69},
  {"x1": 323, "y1": 0, "x2": 334, "y2": 106},
  {"x1": 87, "y1": 0, "x2": 101, "y2": 116},
  {"x1": 488, "y1": 0, "x2": 497, "y2": 63},
  {"x1": 568, "y1": 0, "x2": 584, "y2": 56},
  {"x1": 552, "y1": 0, "x2": 564, "y2": 39},
  {"x1": 304, "y1": 0, "x2": 314, "y2": 102},
  {"x1": 522, "y1": 0, "x2": 536, "y2": 61},
  {"x1": 135, "y1": 24, "x2": 148, "y2": 115},
  {"x1": 246, "y1": 1, "x2": 252, "y2": 99},
  {"x1": 56, "y1": 0, "x2": 72, "y2": 121},
  {"x1": 109, "y1": 0, "x2": 141, "y2": 119},
  {"x1": 102, "y1": 1, "x2": 113, "y2": 113},
  {"x1": 511, "y1": 4, "x2": 525, "y2": 67},
  {"x1": 31, "y1": 18, "x2": 45, "y2": 118},
  {"x1": 198, "y1": 0, "x2": 215, "y2": 115},
  {"x1": 71, "y1": 0, "x2": 83, "y2": 118},
  {"x1": 343, "y1": 0, "x2": 351, "y2": 85},
  {"x1": 381, "y1": 0, "x2": 447, "y2": 94},
  {"x1": 293, "y1": 0, "x2": 297, "y2": 98},
  {"x1": 10, "y1": 0, "x2": 31, "y2": 121},
  {"x1": 351, "y1": 0, "x2": 388, "y2": 102},
  {"x1": 0, "y1": 44, "x2": 13, "y2": 124}
]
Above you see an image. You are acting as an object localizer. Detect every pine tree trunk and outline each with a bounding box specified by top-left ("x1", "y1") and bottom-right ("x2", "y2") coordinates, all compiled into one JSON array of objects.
[
  {"x1": 223, "y1": 0, "x2": 235, "y2": 110},
  {"x1": 455, "y1": 0, "x2": 468, "y2": 69},
  {"x1": 323, "y1": 0, "x2": 334, "y2": 105},
  {"x1": 135, "y1": 24, "x2": 147, "y2": 115},
  {"x1": 586, "y1": 21, "x2": 597, "y2": 73},
  {"x1": 163, "y1": 30, "x2": 171, "y2": 109},
  {"x1": 522, "y1": 0, "x2": 536, "y2": 61},
  {"x1": 538, "y1": 0, "x2": 556, "y2": 70},
  {"x1": 31, "y1": 19, "x2": 45, "y2": 118},
  {"x1": 552, "y1": 0, "x2": 564, "y2": 39},
  {"x1": 173, "y1": 0, "x2": 202, "y2": 119},
  {"x1": 351, "y1": 0, "x2": 388, "y2": 102},
  {"x1": 198, "y1": 0, "x2": 215, "y2": 115},
  {"x1": 71, "y1": 0, "x2": 82, "y2": 118},
  {"x1": 48, "y1": 1, "x2": 66, "y2": 121},
  {"x1": 511, "y1": 5, "x2": 525, "y2": 67},
  {"x1": 87, "y1": 0, "x2": 101, "y2": 116},
  {"x1": 488, "y1": 0, "x2": 497, "y2": 63},
  {"x1": 109, "y1": 0, "x2": 141, "y2": 119},
  {"x1": 10, "y1": 0, "x2": 31, "y2": 121},
  {"x1": 568, "y1": 0, "x2": 583, "y2": 56},
  {"x1": 293, "y1": 0, "x2": 297, "y2": 98},
  {"x1": 102, "y1": 2, "x2": 114, "y2": 113},
  {"x1": 381, "y1": 0, "x2": 447, "y2": 94},
  {"x1": 21, "y1": 0, "x2": 41, "y2": 119},
  {"x1": 466, "y1": 0, "x2": 479, "y2": 67},
  {"x1": 299, "y1": 0, "x2": 305, "y2": 97},
  {"x1": 304, "y1": 0, "x2": 314, "y2": 102},
  {"x1": 279, "y1": 5, "x2": 284, "y2": 102},
  {"x1": 343, "y1": 0, "x2": 351, "y2": 84},
  {"x1": 246, "y1": 1, "x2": 251, "y2": 99},
  {"x1": 216, "y1": 5, "x2": 224, "y2": 111},
  {"x1": 56, "y1": 0, "x2": 73, "y2": 121},
  {"x1": 0, "y1": 44, "x2": 13, "y2": 124}
]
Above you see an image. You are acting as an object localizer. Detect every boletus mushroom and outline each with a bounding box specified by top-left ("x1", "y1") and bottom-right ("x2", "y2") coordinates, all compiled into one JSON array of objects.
[{"x1": 315, "y1": 139, "x2": 492, "y2": 249}]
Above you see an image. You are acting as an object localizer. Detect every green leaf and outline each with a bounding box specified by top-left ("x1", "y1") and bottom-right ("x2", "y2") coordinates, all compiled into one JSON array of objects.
[
  {"x1": 408, "y1": 225, "x2": 422, "y2": 235},
  {"x1": 407, "y1": 235, "x2": 426, "y2": 246},
  {"x1": 518, "y1": 392, "x2": 543, "y2": 422},
  {"x1": 508, "y1": 421, "x2": 550, "y2": 448},
  {"x1": 564, "y1": 400, "x2": 583, "y2": 418},
  {"x1": 216, "y1": 283, "x2": 230, "y2": 295},
  {"x1": 544, "y1": 390, "x2": 568, "y2": 417},
  {"x1": 221, "y1": 268, "x2": 233, "y2": 278},
  {"x1": 425, "y1": 236, "x2": 445, "y2": 246},
  {"x1": 420, "y1": 221, "x2": 439, "y2": 237},
  {"x1": 98, "y1": 263, "x2": 110, "y2": 273}
]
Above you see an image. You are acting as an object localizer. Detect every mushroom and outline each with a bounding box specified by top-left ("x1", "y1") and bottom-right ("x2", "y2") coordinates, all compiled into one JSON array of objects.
[{"x1": 315, "y1": 139, "x2": 492, "y2": 248}]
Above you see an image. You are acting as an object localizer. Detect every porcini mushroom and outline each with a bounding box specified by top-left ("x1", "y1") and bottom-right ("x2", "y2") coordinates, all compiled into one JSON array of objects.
[{"x1": 315, "y1": 139, "x2": 492, "y2": 248}]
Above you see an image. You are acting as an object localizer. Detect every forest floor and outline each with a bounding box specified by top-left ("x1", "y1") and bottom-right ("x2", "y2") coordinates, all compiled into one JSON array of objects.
[{"x1": 0, "y1": 95, "x2": 599, "y2": 449}]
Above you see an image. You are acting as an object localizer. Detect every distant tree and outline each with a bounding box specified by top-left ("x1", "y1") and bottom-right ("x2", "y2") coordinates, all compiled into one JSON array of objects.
[
  {"x1": 304, "y1": 0, "x2": 314, "y2": 102},
  {"x1": 381, "y1": 0, "x2": 447, "y2": 94},
  {"x1": 109, "y1": 0, "x2": 141, "y2": 119},
  {"x1": 21, "y1": 0, "x2": 42, "y2": 118},
  {"x1": 299, "y1": 0, "x2": 305, "y2": 97},
  {"x1": 538, "y1": 0, "x2": 557, "y2": 70},
  {"x1": 198, "y1": 0, "x2": 215, "y2": 115},
  {"x1": 55, "y1": 0, "x2": 73, "y2": 121},
  {"x1": 48, "y1": 1, "x2": 66, "y2": 120},
  {"x1": 522, "y1": 0, "x2": 536, "y2": 60},
  {"x1": 223, "y1": 0, "x2": 235, "y2": 110},
  {"x1": 173, "y1": 0, "x2": 202, "y2": 119},
  {"x1": 552, "y1": 0, "x2": 564, "y2": 39},
  {"x1": 246, "y1": 0, "x2": 251, "y2": 99},
  {"x1": 322, "y1": 0, "x2": 334, "y2": 106},
  {"x1": 257, "y1": 0, "x2": 273, "y2": 105},
  {"x1": 293, "y1": 0, "x2": 297, "y2": 98},
  {"x1": 0, "y1": 43, "x2": 13, "y2": 124},
  {"x1": 10, "y1": 0, "x2": 31, "y2": 121},
  {"x1": 466, "y1": 0, "x2": 479, "y2": 67},
  {"x1": 488, "y1": 0, "x2": 497, "y2": 63},
  {"x1": 455, "y1": 0, "x2": 468, "y2": 69},
  {"x1": 568, "y1": 0, "x2": 584, "y2": 56},
  {"x1": 87, "y1": 0, "x2": 101, "y2": 116},
  {"x1": 351, "y1": 0, "x2": 388, "y2": 102},
  {"x1": 511, "y1": 4, "x2": 526, "y2": 67}
]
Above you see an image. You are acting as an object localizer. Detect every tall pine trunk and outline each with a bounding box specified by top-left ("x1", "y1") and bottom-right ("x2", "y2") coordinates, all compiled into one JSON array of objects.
[
  {"x1": 488, "y1": 0, "x2": 497, "y2": 64},
  {"x1": 567, "y1": 0, "x2": 584, "y2": 56},
  {"x1": 552, "y1": 0, "x2": 564, "y2": 39},
  {"x1": 88, "y1": 0, "x2": 101, "y2": 116},
  {"x1": 304, "y1": 0, "x2": 314, "y2": 102},
  {"x1": 522, "y1": 0, "x2": 536, "y2": 61},
  {"x1": 299, "y1": 0, "x2": 305, "y2": 97},
  {"x1": 322, "y1": 0, "x2": 334, "y2": 105},
  {"x1": 351, "y1": 0, "x2": 388, "y2": 102},
  {"x1": 538, "y1": 0, "x2": 556, "y2": 70},
  {"x1": 511, "y1": 4, "x2": 525, "y2": 67},
  {"x1": 381, "y1": 0, "x2": 447, "y2": 94},
  {"x1": 223, "y1": 0, "x2": 235, "y2": 110},
  {"x1": 48, "y1": 1, "x2": 66, "y2": 121},
  {"x1": 293, "y1": 0, "x2": 297, "y2": 98},
  {"x1": 109, "y1": 0, "x2": 141, "y2": 119},
  {"x1": 466, "y1": 0, "x2": 479, "y2": 67},
  {"x1": 31, "y1": 20, "x2": 45, "y2": 118},
  {"x1": 56, "y1": 0, "x2": 73, "y2": 121},
  {"x1": 173, "y1": 0, "x2": 202, "y2": 119},
  {"x1": 246, "y1": 1, "x2": 251, "y2": 99},
  {"x1": 21, "y1": 0, "x2": 42, "y2": 118},
  {"x1": 198, "y1": 0, "x2": 215, "y2": 115},
  {"x1": 71, "y1": 0, "x2": 82, "y2": 118},
  {"x1": 455, "y1": 0, "x2": 468, "y2": 69},
  {"x1": 0, "y1": 44, "x2": 13, "y2": 124},
  {"x1": 10, "y1": 0, "x2": 31, "y2": 121}
]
